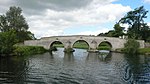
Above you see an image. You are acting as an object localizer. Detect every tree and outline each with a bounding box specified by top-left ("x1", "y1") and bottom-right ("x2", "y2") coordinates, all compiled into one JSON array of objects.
[
  {"x1": 98, "y1": 22, "x2": 125, "y2": 37},
  {"x1": 113, "y1": 23, "x2": 125, "y2": 37},
  {"x1": 0, "y1": 6, "x2": 35, "y2": 42},
  {"x1": 97, "y1": 30, "x2": 115, "y2": 37},
  {"x1": 119, "y1": 6, "x2": 150, "y2": 40},
  {"x1": 124, "y1": 39, "x2": 140, "y2": 54},
  {"x1": 0, "y1": 30, "x2": 17, "y2": 56}
]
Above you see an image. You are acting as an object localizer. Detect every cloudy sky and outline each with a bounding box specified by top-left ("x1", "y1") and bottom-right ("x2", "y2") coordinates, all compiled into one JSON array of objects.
[{"x1": 0, "y1": 0, "x2": 150, "y2": 38}]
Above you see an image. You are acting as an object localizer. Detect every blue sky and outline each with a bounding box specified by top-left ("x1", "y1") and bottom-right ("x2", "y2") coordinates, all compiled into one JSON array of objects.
[
  {"x1": 65, "y1": 0, "x2": 150, "y2": 36},
  {"x1": 114, "y1": 0, "x2": 150, "y2": 22},
  {"x1": 0, "y1": 0, "x2": 150, "y2": 38}
]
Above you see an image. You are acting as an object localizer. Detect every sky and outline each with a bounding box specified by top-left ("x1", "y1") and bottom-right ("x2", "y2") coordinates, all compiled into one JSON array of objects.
[{"x1": 0, "y1": 0, "x2": 150, "y2": 38}]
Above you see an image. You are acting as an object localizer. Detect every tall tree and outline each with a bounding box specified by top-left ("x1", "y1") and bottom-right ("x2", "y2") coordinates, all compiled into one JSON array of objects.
[
  {"x1": 119, "y1": 6, "x2": 150, "y2": 40},
  {"x1": 113, "y1": 23, "x2": 125, "y2": 37},
  {"x1": 0, "y1": 6, "x2": 35, "y2": 42}
]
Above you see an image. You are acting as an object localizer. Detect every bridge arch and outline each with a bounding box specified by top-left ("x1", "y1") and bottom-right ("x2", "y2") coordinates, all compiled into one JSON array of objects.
[
  {"x1": 71, "y1": 40, "x2": 90, "y2": 50},
  {"x1": 24, "y1": 35, "x2": 145, "y2": 52},
  {"x1": 97, "y1": 41, "x2": 112, "y2": 50},
  {"x1": 49, "y1": 41, "x2": 64, "y2": 50}
]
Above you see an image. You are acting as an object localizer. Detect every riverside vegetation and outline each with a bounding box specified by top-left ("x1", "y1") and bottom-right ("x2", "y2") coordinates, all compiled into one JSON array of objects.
[{"x1": 0, "y1": 6, "x2": 46, "y2": 57}]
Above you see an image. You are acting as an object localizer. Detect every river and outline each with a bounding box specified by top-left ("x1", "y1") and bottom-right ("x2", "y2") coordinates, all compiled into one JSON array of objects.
[{"x1": 0, "y1": 48, "x2": 150, "y2": 84}]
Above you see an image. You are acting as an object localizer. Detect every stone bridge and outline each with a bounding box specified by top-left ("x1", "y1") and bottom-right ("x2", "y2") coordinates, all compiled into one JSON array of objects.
[{"x1": 24, "y1": 35, "x2": 145, "y2": 52}]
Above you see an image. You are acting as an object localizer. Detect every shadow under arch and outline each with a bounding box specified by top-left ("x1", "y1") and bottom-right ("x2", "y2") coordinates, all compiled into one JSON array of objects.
[
  {"x1": 97, "y1": 41, "x2": 112, "y2": 50},
  {"x1": 49, "y1": 41, "x2": 64, "y2": 51},
  {"x1": 72, "y1": 40, "x2": 90, "y2": 52}
]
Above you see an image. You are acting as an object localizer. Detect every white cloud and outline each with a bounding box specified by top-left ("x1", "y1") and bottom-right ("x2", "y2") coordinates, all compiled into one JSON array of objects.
[
  {"x1": 76, "y1": 28, "x2": 110, "y2": 36},
  {"x1": 144, "y1": 0, "x2": 150, "y2": 3},
  {"x1": 26, "y1": 2, "x2": 131, "y2": 38},
  {"x1": 0, "y1": 0, "x2": 131, "y2": 38},
  {"x1": 0, "y1": 0, "x2": 14, "y2": 14},
  {"x1": 148, "y1": 22, "x2": 150, "y2": 26}
]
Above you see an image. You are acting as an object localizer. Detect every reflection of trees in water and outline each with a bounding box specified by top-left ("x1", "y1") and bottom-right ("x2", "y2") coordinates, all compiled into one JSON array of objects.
[
  {"x1": 123, "y1": 54, "x2": 150, "y2": 84},
  {"x1": 0, "y1": 57, "x2": 29, "y2": 83}
]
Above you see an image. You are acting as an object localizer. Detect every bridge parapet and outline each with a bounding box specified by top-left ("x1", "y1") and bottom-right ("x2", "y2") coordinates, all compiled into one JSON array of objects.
[{"x1": 24, "y1": 35, "x2": 145, "y2": 52}]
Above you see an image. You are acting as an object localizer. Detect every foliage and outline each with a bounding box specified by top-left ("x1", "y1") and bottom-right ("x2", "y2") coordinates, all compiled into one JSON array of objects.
[
  {"x1": 14, "y1": 46, "x2": 47, "y2": 56},
  {"x1": 113, "y1": 23, "x2": 125, "y2": 37},
  {"x1": 124, "y1": 39, "x2": 140, "y2": 54},
  {"x1": 98, "y1": 23, "x2": 124, "y2": 37},
  {"x1": 0, "y1": 6, "x2": 37, "y2": 56},
  {"x1": 0, "y1": 30, "x2": 17, "y2": 56},
  {"x1": 0, "y1": 6, "x2": 35, "y2": 42},
  {"x1": 138, "y1": 48, "x2": 150, "y2": 54},
  {"x1": 119, "y1": 6, "x2": 150, "y2": 41}
]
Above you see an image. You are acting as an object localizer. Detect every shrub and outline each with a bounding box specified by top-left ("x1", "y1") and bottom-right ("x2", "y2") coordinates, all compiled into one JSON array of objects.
[
  {"x1": 14, "y1": 46, "x2": 47, "y2": 56},
  {"x1": 124, "y1": 39, "x2": 140, "y2": 54}
]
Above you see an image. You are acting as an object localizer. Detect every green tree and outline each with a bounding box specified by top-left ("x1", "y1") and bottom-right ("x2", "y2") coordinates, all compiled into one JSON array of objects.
[
  {"x1": 98, "y1": 23, "x2": 124, "y2": 37},
  {"x1": 0, "y1": 30, "x2": 17, "y2": 56},
  {"x1": 124, "y1": 39, "x2": 140, "y2": 54},
  {"x1": 119, "y1": 6, "x2": 150, "y2": 40},
  {"x1": 0, "y1": 6, "x2": 35, "y2": 42},
  {"x1": 113, "y1": 23, "x2": 125, "y2": 37}
]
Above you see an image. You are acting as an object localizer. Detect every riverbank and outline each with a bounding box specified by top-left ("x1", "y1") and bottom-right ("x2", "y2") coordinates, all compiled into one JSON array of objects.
[
  {"x1": 13, "y1": 46, "x2": 47, "y2": 56},
  {"x1": 115, "y1": 48, "x2": 150, "y2": 55},
  {"x1": 138, "y1": 48, "x2": 150, "y2": 55}
]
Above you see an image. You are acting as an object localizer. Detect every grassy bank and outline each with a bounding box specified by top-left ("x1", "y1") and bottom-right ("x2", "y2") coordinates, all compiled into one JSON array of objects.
[
  {"x1": 73, "y1": 42, "x2": 89, "y2": 49},
  {"x1": 138, "y1": 48, "x2": 150, "y2": 55},
  {"x1": 115, "y1": 48, "x2": 150, "y2": 55},
  {"x1": 14, "y1": 46, "x2": 47, "y2": 56}
]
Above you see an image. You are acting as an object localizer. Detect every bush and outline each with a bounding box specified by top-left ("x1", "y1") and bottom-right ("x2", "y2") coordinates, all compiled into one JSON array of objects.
[
  {"x1": 0, "y1": 31, "x2": 17, "y2": 56},
  {"x1": 124, "y1": 39, "x2": 140, "y2": 54},
  {"x1": 14, "y1": 46, "x2": 47, "y2": 56}
]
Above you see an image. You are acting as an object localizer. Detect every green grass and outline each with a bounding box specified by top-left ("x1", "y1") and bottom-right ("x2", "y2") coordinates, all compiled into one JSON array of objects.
[
  {"x1": 97, "y1": 42, "x2": 111, "y2": 50},
  {"x1": 115, "y1": 48, "x2": 150, "y2": 54},
  {"x1": 73, "y1": 42, "x2": 89, "y2": 49},
  {"x1": 138, "y1": 48, "x2": 150, "y2": 54}
]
